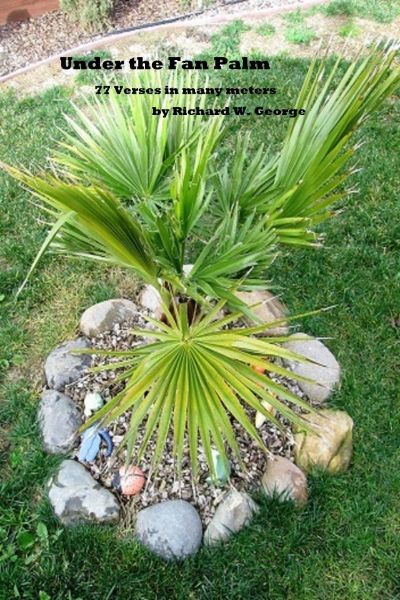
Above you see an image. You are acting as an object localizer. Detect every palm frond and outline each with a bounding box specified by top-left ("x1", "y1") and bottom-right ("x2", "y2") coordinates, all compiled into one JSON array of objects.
[
  {"x1": 218, "y1": 43, "x2": 400, "y2": 247},
  {"x1": 1, "y1": 165, "x2": 159, "y2": 288},
  {"x1": 82, "y1": 300, "x2": 318, "y2": 481}
]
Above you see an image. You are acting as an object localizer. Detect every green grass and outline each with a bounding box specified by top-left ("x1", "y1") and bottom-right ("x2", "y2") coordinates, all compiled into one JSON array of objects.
[
  {"x1": 322, "y1": 0, "x2": 400, "y2": 22},
  {"x1": 1, "y1": 57, "x2": 400, "y2": 599},
  {"x1": 255, "y1": 23, "x2": 276, "y2": 37},
  {"x1": 285, "y1": 24, "x2": 317, "y2": 45},
  {"x1": 339, "y1": 20, "x2": 362, "y2": 37},
  {"x1": 210, "y1": 19, "x2": 251, "y2": 56},
  {"x1": 283, "y1": 10, "x2": 317, "y2": 45}
]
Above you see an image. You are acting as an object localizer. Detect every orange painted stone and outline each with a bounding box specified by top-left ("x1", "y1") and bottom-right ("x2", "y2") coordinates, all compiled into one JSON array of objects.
[
  {"x1": 114, "y1": 465, "x2": 145, "y2": 496},
  {"x1": 251, "y1": 364, "x2": 265, "y2": 375}
]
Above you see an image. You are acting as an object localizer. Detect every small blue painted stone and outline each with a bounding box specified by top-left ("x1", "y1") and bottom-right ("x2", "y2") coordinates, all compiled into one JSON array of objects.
[
  {"x1": 99, "y1": 429, "x2": 113, "y2": 457},
  {"x1": 78, "y1": 425, "x2": 101, "y2": 462}
]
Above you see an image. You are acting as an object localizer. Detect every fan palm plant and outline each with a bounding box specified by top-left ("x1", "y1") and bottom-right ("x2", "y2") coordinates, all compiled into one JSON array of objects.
[{"x1": 2, "y1": 43, "x2": 399, "y2": 479}]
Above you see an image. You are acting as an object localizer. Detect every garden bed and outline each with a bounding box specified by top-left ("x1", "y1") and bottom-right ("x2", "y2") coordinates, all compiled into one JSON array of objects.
[
  {"x1": 66, "y1": 314, "x2": 300, "y2": 524},
  {"x1": 1, "y1": 46, "x2": 399, "y2": 597}
]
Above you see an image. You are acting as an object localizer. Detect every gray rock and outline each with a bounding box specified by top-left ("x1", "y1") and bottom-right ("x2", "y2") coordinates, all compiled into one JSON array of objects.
[
  {"x1": 136, "y1": 500, "x2": 202, "y2": 560},
  {"x1": 44, "y1": 338, "x2": 91, "y2": 391},
  {"x1": 204, "y1": 489, "x2": 258, "y2": 546},
  {"x1": 262, "y1": 456, "x2": 308, "y2": 506},
  {"x1": 48, "y1": 460, "x2": 120, "y2": 526},
  {"x1": 234, "y1": 290, "x2": 288, "y2": 335},
  {"x1": 282, "y1": 333, "x2": 341, "y2": 403},
  {"x1": 38, "y1": 390, "x2": 81, "y2": 454},
  {"x1": 80, "y1": 298, "x2": 138, "y2": 337}
]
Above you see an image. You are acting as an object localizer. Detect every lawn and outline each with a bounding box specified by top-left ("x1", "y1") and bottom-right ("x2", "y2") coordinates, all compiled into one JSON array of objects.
[{"x1": 0, "y1": 56, "x2": 399, "y2": 599}]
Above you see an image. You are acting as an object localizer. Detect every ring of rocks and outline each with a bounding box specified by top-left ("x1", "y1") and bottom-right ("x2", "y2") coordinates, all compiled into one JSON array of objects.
[{"x1": 41, "y1": 286, "x2": 352, "y2": 560}]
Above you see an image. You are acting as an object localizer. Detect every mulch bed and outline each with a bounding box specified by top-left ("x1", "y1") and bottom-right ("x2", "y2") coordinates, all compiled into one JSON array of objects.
[{"x1": 66, "y1": 313, "x2": 305, "y2": 524}]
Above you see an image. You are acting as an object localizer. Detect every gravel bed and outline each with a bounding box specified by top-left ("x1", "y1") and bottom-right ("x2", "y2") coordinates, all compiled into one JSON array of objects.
[
  {"x1": 1, "y1": 0, "x2": 309, "y2": 77},
  {"x1": 66, "y1": 312, "x2": 306, "y2": 524}
]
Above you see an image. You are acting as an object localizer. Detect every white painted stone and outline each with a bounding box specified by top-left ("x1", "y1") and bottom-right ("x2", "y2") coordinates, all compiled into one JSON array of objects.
[
  {"x1": 255, "y1": 400, "x2": 276, "y2": 429},
  {"x1": 83, "y1": 391, "x2": 104, "y2": 417}
]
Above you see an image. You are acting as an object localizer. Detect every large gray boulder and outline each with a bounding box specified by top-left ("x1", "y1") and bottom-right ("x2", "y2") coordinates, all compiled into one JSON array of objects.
[
  {"x1": 283, "y1": 333, "x2": 341, "y2": 403},
  {"x1": 136, "y1": 500, "x2": 202, "y2": 560},
  {"x1": 38, "y1": 390, "x2": 81, "y2": 454},
  {"x1": 204, "y1": 489, "x2": 259, "y2": 546},
  {"x1": 48, "y1": 460, "x2": 120, "y2": 526},
  {"x1": 261, "y1": 456, "x2": 308, "y2": 506},
  {"x1": 44, "y1": 338, "x2": 91, "y2": 391},
  {"x1": 80, "y1": 299, "x2": 138, "y2": 337}
]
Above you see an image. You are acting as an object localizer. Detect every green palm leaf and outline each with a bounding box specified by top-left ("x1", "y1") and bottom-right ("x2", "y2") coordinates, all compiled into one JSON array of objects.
[
  {"x1": 81, "y1": 299, "x2": 320, "y2": 481},
  {"x1": 1, "y1": 165, "x2": 159, "y2": 288}
]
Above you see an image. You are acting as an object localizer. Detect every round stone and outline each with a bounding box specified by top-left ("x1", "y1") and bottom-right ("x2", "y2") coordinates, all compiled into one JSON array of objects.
[
  {"x1": 113, "y1": 465, "x2": 145, "y2": 496},
  {"x1": 80, "y1": 299, "x2": 138, "y2": 337},
  {"x1": 204, "y1": 489, "x2": 259, "y2": 546},
  {"x1": 234, "y1": 290, "x2": 288, "y2": 335},
  {"x1": 137, "y1": 285, "x2": 163, "y2": 319},
  {"x1": 136, "y1": 500, "x2": 202, "y2": 560},
  {"x1": 48, "y1": 460, "x2": 120, "y2": 526},
  {"x1": 283, "y1": 333, "x2": 341, "y2": 404},
  {"x1": 38, "y1": 390, "x2": 81, "y2": 454},
  {"x1": 262, "y1": 456, "x2": 308, "y2": 506},
  {"x1": 294, "y1": 409, "x2": 353, "y2": 473},
  {"x1": 44, "y1": 338, "x2": 91, "y2": 391}
]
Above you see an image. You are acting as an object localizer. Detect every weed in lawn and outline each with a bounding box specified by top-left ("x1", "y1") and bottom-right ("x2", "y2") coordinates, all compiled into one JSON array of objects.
[
  {"x1": 255, "y1": 23, "x2": 276, "y2": 37},
  {"x1": 285, "y1": 24, "x2": 317, "y2": 45},
  {"x1": 60, "y1": 0, "x2": 113, "y2": 31},
  {"x1": 73, "y1": 50, "x2": 112, "y2": 84},
  {"x1": 210, "y1": 20, "x2": 251, "y2": 56},
  {"x1": 339, "y1": 20, "x2": 362, "y2": 37},
  {"x1": 283, "y1": 10, "x2": 317, "y2": 45},
  {"x1": 283, "y1": 8, "x2": 306, "y2": 24},
  {"x1": 324, "y1": 0, "x2": 356, "y2": 16},
  {"x1": 322, "y1": 0, "x2": 400, "y2": 22}
]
